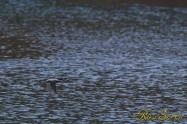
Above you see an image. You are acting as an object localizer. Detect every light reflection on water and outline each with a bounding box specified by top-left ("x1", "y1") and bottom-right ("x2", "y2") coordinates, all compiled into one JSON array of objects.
[{"x1": 0, "y1": 0, "x2": 187, "y2": 123}]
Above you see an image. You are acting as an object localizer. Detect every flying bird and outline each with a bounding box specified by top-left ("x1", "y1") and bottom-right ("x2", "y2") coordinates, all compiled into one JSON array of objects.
[{"x1": 41, "y1": 78, "x2": 62, "y2": 95}]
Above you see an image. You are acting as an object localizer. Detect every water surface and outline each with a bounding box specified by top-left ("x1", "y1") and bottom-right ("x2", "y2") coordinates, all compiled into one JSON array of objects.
[{"x1": 0, "y1": 0, "x2": 187, "y2": 123}]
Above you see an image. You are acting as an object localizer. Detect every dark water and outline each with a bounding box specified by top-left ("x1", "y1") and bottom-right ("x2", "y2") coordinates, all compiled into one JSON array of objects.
[{"x1": 0, "y1": 0, "x2": 187, "y2": 123}]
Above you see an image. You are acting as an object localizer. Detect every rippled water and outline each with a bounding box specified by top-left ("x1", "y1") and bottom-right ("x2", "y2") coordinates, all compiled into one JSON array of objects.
[{"x1": 0, "y1": 0, "x2": 187, "y2": 123}]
